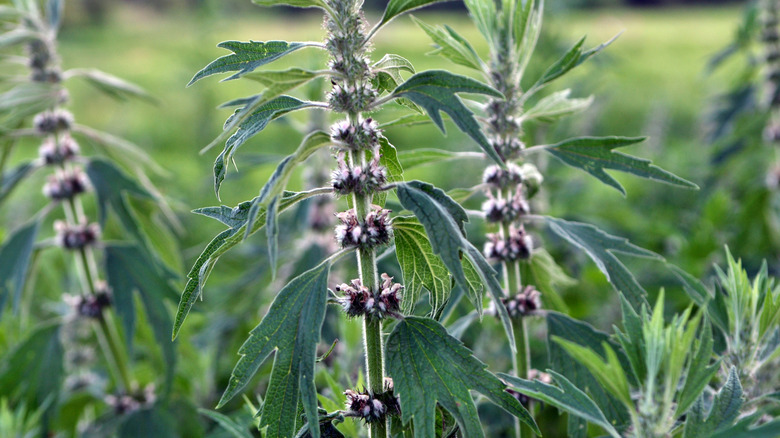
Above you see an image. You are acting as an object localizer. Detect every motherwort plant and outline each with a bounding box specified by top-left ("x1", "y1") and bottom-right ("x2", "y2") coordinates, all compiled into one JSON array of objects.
[
  {"x1": 0, "y1": 0, "x2": 181, "y2": 433},
  {"x1": 413, "y1": 0, "x2": 697, "y2": 435}
]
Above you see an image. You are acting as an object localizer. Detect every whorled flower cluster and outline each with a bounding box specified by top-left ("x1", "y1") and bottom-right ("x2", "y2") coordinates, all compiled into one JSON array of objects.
[
  {"x1": 65, "y1": 283, "x2": 112, "y2": 319},
  {"x1": 344, "y1": 379, "x2": 400, "y2": 423},
  {"x1": 482, "y1": 190, "x2": 529, "y2": 223},
  {"x1": 330, "y1": 118, "x2": 381, "y2": 151},
  {"x1": 27, "y1": 39, "x2": 61, "y2": 84},
  {"x1": 502, "y1": 285, "x2": 542, "y2": 318},
  {"x1": 336, "y1": 273, "x2": 402, "y2": 319},
  {"x1": 33, "y1": 109, "x2": 73, "y2": 134},
  {"x1": 332, "y1": 152, "x2": 387, "y2": 196},
  {"x1": 39, "y1": 136, "x2": 79, "y2": 165},
  {"x1": 483, "y1": 163, "x2": 523, "y2": 189},
  {"x1": 43, "y1": 169, "x2": 90, "y2": 200},
  {"x1": 328, "y1": 82, "x2": 377, "y2": 114},
  {"x1": 55, "y1": 221, "x2": 100, "y2": 250},
  {"x1": 105, "y1": 384, "x2": 156, "y2": 415},
  {"x1": 484, "y1": 226, "x2": 533, "y2": 261},
  {"x1": 335, "y1": 207, "x2": 392, "y2": 250}
]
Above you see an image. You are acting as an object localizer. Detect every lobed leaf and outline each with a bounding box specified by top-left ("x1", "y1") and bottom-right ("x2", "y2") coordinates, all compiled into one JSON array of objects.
[
  {"x1": 500, "y1": 371, "x2": 620, "y2": 438},
  {"x1": 386, "y1": 317, "x2": 539, "y2": 437},
  {"x1": 189, "y1": 41, "x2": 317, "y2": 86},
  {"x1": 412, "y1": 17, "x2": 484, "y2": 71},
  {"x1": 545, "y1": 216, "x2": 662, "y2": 310},
  {"x1": 545, "y1": 136, "x2": 698, "y2": 196},
  {"x1": 392, "y1": 70, "x2": 504, "y2": 165},
  {"x1": 218, "y1": 262, "x2": 331, "y2": 438},
  {"x1": 0, "y1": 219, "x2": 40, "y2": 315}
]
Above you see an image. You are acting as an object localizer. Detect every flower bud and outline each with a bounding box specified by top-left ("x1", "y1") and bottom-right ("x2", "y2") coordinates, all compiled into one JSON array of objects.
[
  {"x1": 335, "y1": 207, "x2": 391, "y2": 250},
  {"x1": 484, "y1": 226, "x2": 533, "y2": 261},
  {"x1": 33, "y1": 109, "x2": 73, "y2": 134},
  {"x1": 502, "y1": 285, "x2": 542, "y2": 318},
  {"x1": 43, "y1": 168, "x2": 90, "y2": 200},
  {"x1": 55, "y1": 221, "x2": 100, "y2": 250},
  {"x1": 39, "y1": 136, "x2": 80, "y2": 165},
  {"x1": 332, "y1": 153, "x2": 387, "y2": 195}
]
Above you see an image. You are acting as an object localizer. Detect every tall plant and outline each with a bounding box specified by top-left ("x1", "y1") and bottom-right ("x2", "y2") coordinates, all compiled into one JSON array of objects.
[{"x1": 0, "y1": 0, "x2": 182, "y2": 434}]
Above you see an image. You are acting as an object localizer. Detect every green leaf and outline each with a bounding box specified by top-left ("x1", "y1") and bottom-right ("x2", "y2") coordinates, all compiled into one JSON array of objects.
[
  {"x1": 198, "y1": 409, "x2": 253, "y2": 438},
  {"x1": 523, "y1": 89, "x2": 593, "y2": 123},
  {"x1": 378, "y1": 113, "x2": 433, "y2": 129},
  {"x1": 386, "y1": 317, "x2": 539, "y2": 437},
  {"x1": 0, "y1": 321, "x2": 63, "y2": 407},
  {"x1": 545, "y1": 136, "x2": 698, "y2": 195},
  {"x1": 1, "y1": 161, "x2": 38, "y2": 205},
  {"x1": 396, "y1": 181, "x2": 515, "y2": 350},
  {"x1": 374, "y1": 54, "x2": 416, "y2": 76},
  {"x1": 378, "y1": 0, "x2": 454, "y2": 29},
  {"x1": 243, "y1": 68, "x2": 322, "y2": 96},
  {"x1": 545, "y1": 216, "x2": 661, "y2": 310},
  {"x1": 105, "y1": 244, "x2": 177, "y2": 391},
  {"x1": 375, "y1": 138, "x2": 403, "y2": 207},
  {"x1": 392, "y1": 71, "x2": 504, "y2": 165},
  {"x1": 514, "y1": 0, "x2": 543, "y2": 76},
  {"x1": 64, "y1": 68, "x2": 155, "y2": 102},
  {"x1": 173, "y1": 189, "x2": 324, "y2": 338},
  {"x1": 218, "y1": 262, "x2": 331, "y2": 438},
  {"x1": 214, "y1": 96, "x2": 317, "y2": 196},
  {"x1": 397, "y1": 148, "x2": 482, "y2": 170},
  {"x1": 412, "y1": 17, "x2": 484, "y2": 70},
  {"x1": 392, "y1": 216, "x2": 451, "y2": 314},
  {"x1": 668, "y1": 264, "x2": 729, "y2": 333},
  {"x1": 519, "y1": 248, "x2": 573, "y2": 313},
  {"x1": 463, "y1": 0, "x2": 496, "y2": 45},
  {"x1": 189, "y1": 41, "x2": 317, "y2": 86},
  {"x1": 683, "y1": 367, "x2": 744, "y2": 438},
  {"x1": 0, "y1": 218, "x2": 39, "y2": 314},
  {"x1": 119, "y1": 407, "x2": 177, "y2": 438},
  {"x1": 72, "y1": 124, "x2": 165, "y2": 176},
  {"x1": 532, "y1": 33, "x2": 618, "y2": 89},
  {"x1": 710, "y1": 417, "x2": 780, "y2": 438},
  {"x1": 500, "y1": 371, "x2": 620, "y2": 438},
  {"x1": 252, "y1": 0, "x2": 325, "y2": 8},
  {"x1": 677, "y1": 318, "x2": 719, "y2": 416}
]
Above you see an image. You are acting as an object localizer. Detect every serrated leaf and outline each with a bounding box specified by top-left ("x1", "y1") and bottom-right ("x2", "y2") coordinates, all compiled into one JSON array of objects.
[
  {"x1": 214, "y1": 96, "x2": 317, "y2": 196},
  {"x1": 677, "y1": 318, "x2": 719, "y2": 416},
  {"x1": 105, "y1": 244, "x2": 177, "y2": 391},
  {"x1": 392, "y1": 70, "x2": 504, "y2": 165},
  {"x1": 545, "y1": 136, "x2": 698, "y2": 195},
  {"x1": 396, "y1": 181, "x2": 515, "y2": 350},
  {"x1": 683, "y1": 367, "x2": 744, "y2": 438},
  {"x1": 378, "y1": 0, "x2": 454, "y2": 29},
  {"x1": 500, "y1": 371, "x2": 620, "y2": 438},
  {"x1": 0, "y1": 161, "x2": 38, "y2": 205},
  {"x1": 392, "y1": 216, "x2": 451, "y2": 314},
  {"x1": 0, "y1": 218, "x2": 39, "y2": 314},
  {"x1": 547, "y1": 312, "x2": 632, "y2": 432},
  {"x1": 532, "y1": 33, "x2": 618, "y2": 89},
  {"x1": 545, "y1": 216, "x2": 661, "y2": 310},
  {"x1": 386, "y1": 317, "x2": 538, "y2": 437},
  {"x1": 523, "y1": 89, "x2": 593, "y2": 123},
  {"x1": 64, "y1": 68, "x2": 155, "y2": 102},
  {"x1": 412, "y1": 17, "x2": 484, "y2": 71},
  {"x1": 218, "y1": 262, "x2": 331, "y2": 438},
  {"x1": 375, "y1": 138, "x2": 403, "y2": 207},
  {"x1": 189, "y1": 41, "x2": 317, "y2": 86},
  {"x1": 173, "y1": 189, "x2": 324, "y2": 338}
]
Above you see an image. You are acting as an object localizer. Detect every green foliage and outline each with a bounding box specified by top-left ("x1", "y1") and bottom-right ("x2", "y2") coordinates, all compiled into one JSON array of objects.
[
  {"x1": 0, "y1": 219, "x2": 39, "y2": 313},
  {"x1": 386, "y1": 316, "x2": 538, "y2": 437}
]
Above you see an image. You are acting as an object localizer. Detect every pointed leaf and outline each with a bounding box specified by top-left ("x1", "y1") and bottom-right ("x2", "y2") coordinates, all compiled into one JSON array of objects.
[
  {"x1": 412, "y1": 17, "x2": 483, "y2": 70},
  {"x1": 500, "y1": 371, "x2": 620, "y2": 438},
  {"x1": 378, "y1": 0, "x2": 454, "y2": 29},
  {"x1": 386, "y1": 317, "x2": 539, "y2": 437},
  {"x1": 64, "y1": 68, "x2": 155, "y2": 102},
  {"x1": 0, "y1": 218, "x2": 39, "y2": 314},
  {"x1": 214, "y1": 96, "x2": 317, "y2": 196},
  {"x1": 242, "y1": 68, "x2": 322, "y2": 97},
  {"x1": 683, "y1": 367, "x2": 744, "y2": 438},
  {"x1": 396, "y1": 181, "x2": 515, "y2": 350},
  {"x1": 392, "y1": 71, "x2": 504, "y2": 165},
  {"x1": 545, "y1": 136, "x2": 698, "y2": 195},
  {"x1": 218, "y1": 262, "x2": 331, "y2": 438},
  {"x1": 198, "y1": 409, "x2": 254, "y2": 438},
  {"x1": 553, "y1": 338, "x2": 633, "y2": 408},
  {"x1": 189, "y1": 41, "x2": 317, "y2": 86},
  {"x1": 677, "y1": 318, "x2": 719, "y2": 416},
  {"x1": 545, "y1": 216, "x2": 661, "y2": 310},
  {"x1": 532, "y1": 33, "x2": 618, "y2": 89},
  {"x1": 668, "y1": 264, "x2": 729, "y2": 333},
  {"x1": 523, "y1": 89, "x2": 593, "y2": 123}
]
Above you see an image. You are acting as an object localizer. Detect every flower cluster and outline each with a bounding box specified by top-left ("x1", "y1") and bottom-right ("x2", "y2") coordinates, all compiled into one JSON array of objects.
[
  {"x1": 482, "y1": 190, "x2": 529, "y2": 223},
  {"x1": 330, "y1": 118, "x2": 381, "y2": 151},
  {"x1": 483, "y1": 163, "x2": 523, "y2": 188},
  {"x1": 502, "y1": 285, "x2": 542, "y2": 318},
  {"x1": 43, "y1": 169, "x2": 90, "y2": 200},
  {"x1": 39, "y1": 136, "x2": 79, "y2": 165},
  {"x1": 33, "y1": 109, "x2": 73, "y2": 134},
  {"x1": 27, "y1": 39, "x2": 61, "y2": 84},
  {"x1": 335, "y1": 207, "x2": 392, "y2": 250},
  {"x1": 332, "y1": 153, "x2": 387, "y2": 196},
  {"x1": 328, "y1": 82, "x2": 377, "y2": 114},
  {"x1": 344, "y1": 379, "x2": 400, "y2": 423},
  {"x1": 336, "y1": 273, "x2": 402, "y2": 319},
  {"x1": 105, "y1": 384, "x2": 156, "y2": 415},
  {"x1": 65, "y1": 284, "x2": 112, "y2": 319},
  {"x1": 484, "y1": 226, "x2": 533, "y2": 261},
  {"x1": 55, "y1": 221, "x2": 100, "y2": 250}
]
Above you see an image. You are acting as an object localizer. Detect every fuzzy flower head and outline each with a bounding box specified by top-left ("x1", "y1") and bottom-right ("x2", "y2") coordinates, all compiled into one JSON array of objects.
[
  {"x1": 503, "y1": 285, "x2": 542, "y2": 318},
  {"x1": 335, "y1": 273, "x2": 402, "y2": 319},
  {"x1": 328, "y1": 82, "x2": 377, "y2": 114},
  {"x1": 65, "y1": 283, "x2": 112, "y2": 320},
  {"x1": 43, "y1": 168, "x2": 90, "y2": 200},
  {"x1": 344, "y1": 384, "x2": 400, "y2": 423},
  {"x1": 490, "y1": 137, "x2": 525, "y2": 161},
  {"x1": 33, "y1": 109, "x2": 73, "y2": 134},
  {"x1": 330, "y1": 118, "x2": 381, "y2": 151},
  {"x1": 55, "y1": 221, "x2": 100, "y2": 250},
  {"x1": 484, "y1": 226, "x2": 533, "y2": 261},
  {"x1": 482, "y1": 163, "x2": 523, "y2": 189},
  {"x1": 39, "y1": 136, "x2": 79, "y2": 165},
  {"x1": 481, "y1": 190, "x2": 529, "y2": 224},
  {"x1": 332, "y1": 153, "x2": 387, "y2": 196},
  {"x1": 335, "y1": 207, "x2": 392, "y2": 250},
  {"x1": 106, "y1": 384, "x2": 156, "y2": 415}
]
